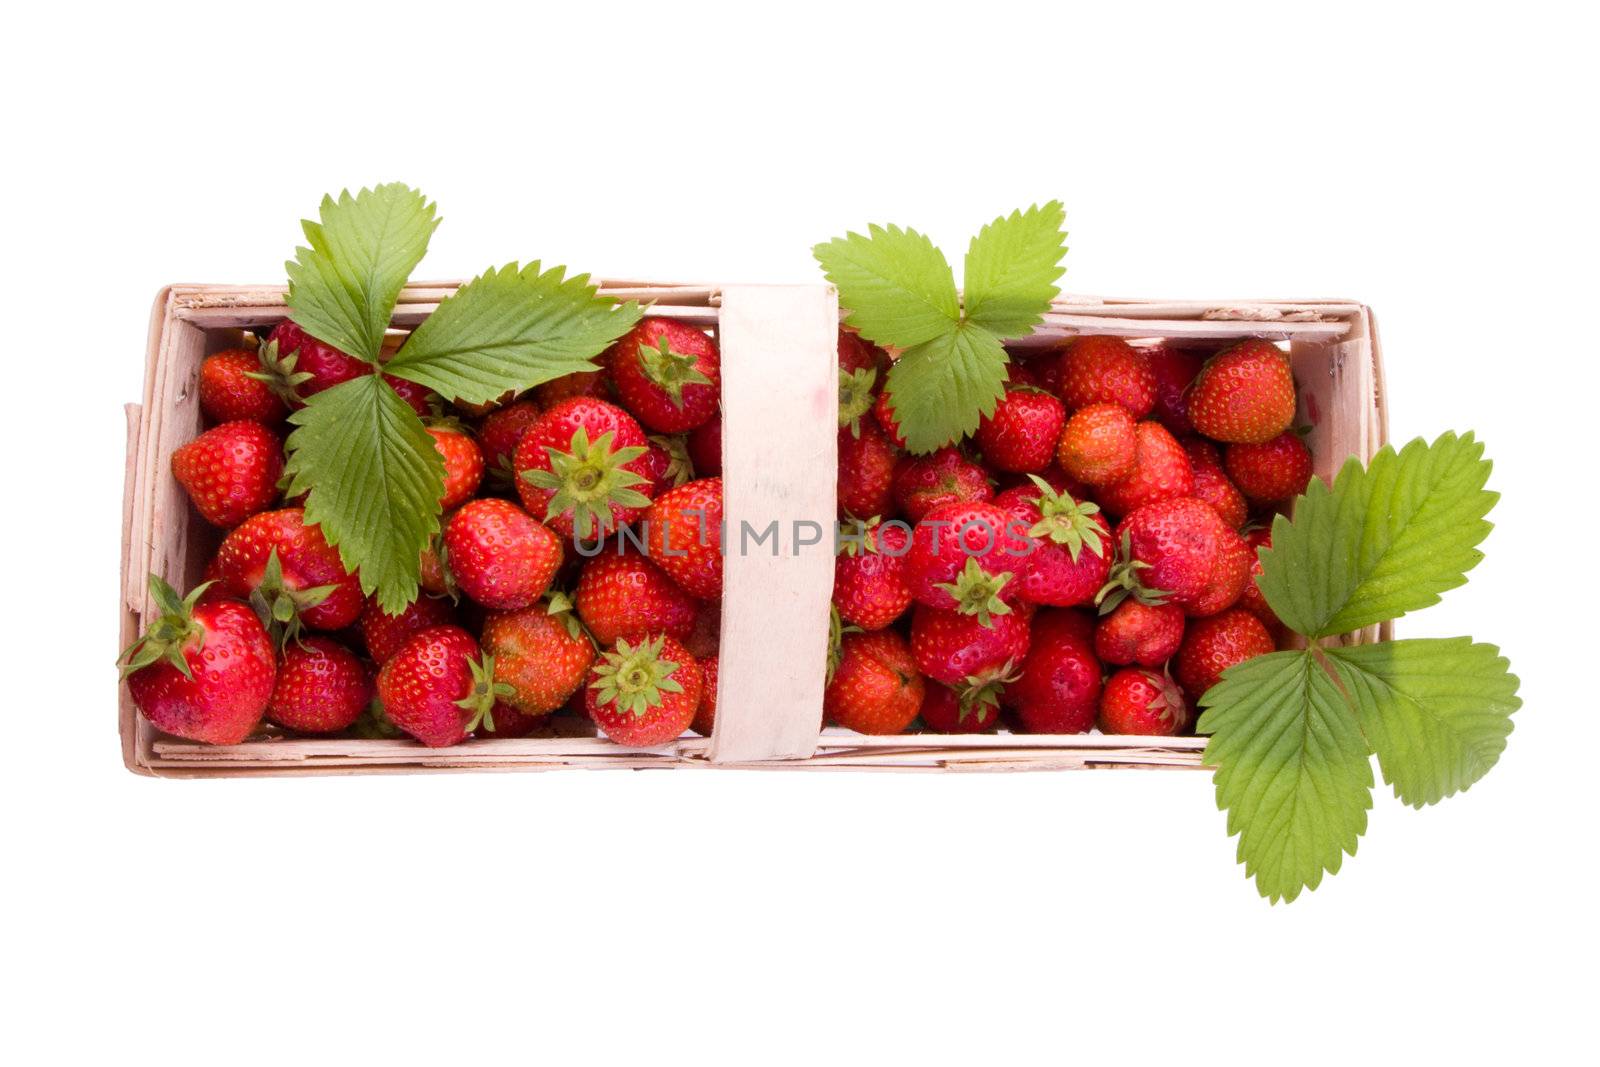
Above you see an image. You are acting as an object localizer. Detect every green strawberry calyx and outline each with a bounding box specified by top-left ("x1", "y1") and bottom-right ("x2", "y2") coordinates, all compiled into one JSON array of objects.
[
  {"x1": 117, "y1": 574, "x2": 214, "y2": 681},
  {"x1": 838, "y1": 367, "x2": 878, "y2": 435},
  {"x1": 248, "y1": 547, "x2": 341, "y2": 648},
  {"x1": 456, "y1": 653, "x2": 516, "y2": 733},
  {"x1": 647, "y1": 433, "x2": 696, "y2": 489},
  {"x1": 589, "y1": 635, "x2": 684, "y2": 718},
  {"x1": 1024, "y1": 474, "x2": 1104, "y2": 563},
  {"x1": 955, "y1": 659, "x2": 1021, "y2": 723},
  {"x1": 522, "y1": 426, "x2": 652, "y2": 540},
  {"x1": 935, "y1": 557, "x2": 1014, "y2": 627},
  {"x1": 1142, "y1": 668, "x2": 1187, "y2": 727},
  {"x1": 247, "y1": 335, "x2": 315, "y2": 405},
  {"x1": 638, "y1": 336, "x2": 711, "y2": 409},
  {"x1": 1094, "y1": 530, "x2": 1171, "y2": 615}
]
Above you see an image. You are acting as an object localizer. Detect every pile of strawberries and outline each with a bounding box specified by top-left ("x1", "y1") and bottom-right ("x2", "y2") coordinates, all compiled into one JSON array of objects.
[
  {"x1": 124, "y1": 316, "x2": 728, "y2": 748},
  {"x1": 827, "y1": 333, "x2": 1311, "y2": 736}
]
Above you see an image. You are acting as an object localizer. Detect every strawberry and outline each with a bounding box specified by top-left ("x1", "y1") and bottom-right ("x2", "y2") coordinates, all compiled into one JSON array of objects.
[
  {"x1": 385, "y1": 375, "x2": 436, "y2": 417},
  {"x1": 1224, "y1": 432, "x2": 1313, "y2": 503},
  {"x1": 1183, "y1": 436, "x2": 1223, "y2": 469},
  {"x1": 1187, "y1": 528, "x2": 1253, "y2": 617},
  {"x1": 995, "y1": 477, "x2": 1112, "y2": 607},
  {"x1": 119, "y1": 575, "x2": 276, "y2": 745},
  {"x1": 442, "y1": 498, "x2": 562, "y2": 611},
  {"x1": 212, "y1": 507, "x2": 364, "y2": 634},
  {"x1": 837, "y1": 329, "x2": 885, "y2": 434},
  {"x1": 1095, "y1": 421, "x2": 1195, "y2": 516},
  {"x1": 910, "y1": 603, "x2": 1032, "y2": 686},
  {"x1": 536, "y1": 366, "x2": 610, "y2": 408},
  {"x1": 1102, "y1": 497, "x2": 1227, "y2": 613},
  {"x1": 377, "y1": 624, "x2": 507, "y2": 747},
  {"x1": 891, "y1": 447, "x2": 992, "y2": 522},
  {"x1": 824, "y1": 630, "x2": 925, "y2": 735},
  {"x1": 1014, "y1": 347, "x2": 1065, "y2": 397},
  {"x1": 645, "y1": 477, "x2": 724, "y2": 599},
  {"x1": 1003, "y1": 608, "x2": 1101, "y2": 734},
  {"x1": 610, "y1": 317, "x2": 720, "y2": 433},
  {"x1": 873, "y1": 389, "x2": 908, "y2": 448},
  {"x1": 640, "y1": 434, "x2": 695, "y2": 496},
  {"x1": 1175, "y1": 608, "x2": 1276, "y2": 700},
  {"x1": 917, "y1": 680, "x2": 1000, "y2": 733},
  {"x1": 358, "y1": 593, "x2": 458, "y2": 665},
  {"x1": 265, "y1": 635, "x2": 372, "y2": 734},
  {"x1": 429, "y1": 426, "x2": 484, "y2": 510},
  {"x1": 480, "y1": 596, "x2": 596, "y2": 716},
  {"x1": 1189, "y1": 460, "x2": 1249, "y2": 530},
  {"x1": 838, "y1": 420, "x2": 898, "y2": 518},
  {"x1": 476, "y1": 399, "x2": 542, "y2": 489},
  {"x1": 975, "y1": 385, "x2": 1066, "y2": 473},
  {"x1": 574, "y1": 548, "x2": 698, "y2": 646},
  {"x1": 1094, "y1": 600, "x2": 1185, "y2": 667},
  {"x1": 418, "y1": 534, "x2": 450, "y2": 597},
  {"x1": 1143, "y1": 343, "x2": 1205, "y2": 436},
  {"x1": 685, "y1": 599, "x2": 722, "y2": 660},
  {"x1": 199, "y1": 349, "x2": 288, "y2": 425},
  {"x1": 833, "y1": 519, "x2": 913, "y2": 630},
  {"x1": 1237, "y1": 527, "x2": 1279, "y2": 627},
  {"x1": 687, "y1": 414, "x2": 723, "y2": 478},
  {"x1": 690, "y1": 655, "x2": 720, "y2": 736},
  {"x1": 477, "y1": 701, "x2": 547, "y2": 738},
  {"x1": 903, "y1": 501, "x2": 1031, "y2": 618},
  {"x1": 1058, "y1": 336, "x2": 1156, "y2": 417},
  {"x1": 1098, "y1": 667, "x2": 1187, "y2": 736},
  {"x1": 1187, "y1": 339, "x2": 1296, "y2": 444},
  {"x1": 261, "y1": 321, "x2": 367, "y2": 402},
  {"x1": 171, "y1": 420, "x2": 284, "y2": 528},
  {"x1": 1057, "y1": 402, "x2": 1137, "y2": 485},
  {"x1": 585, "y1": 634, "x2": 703, "y2": 746},
  {"x1": 514, "y1": 397, "x2": 654, "y2": 540}
]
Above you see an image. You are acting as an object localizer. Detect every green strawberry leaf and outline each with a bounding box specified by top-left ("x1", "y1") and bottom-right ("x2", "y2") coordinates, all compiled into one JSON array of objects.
[
  {"x1": 284, "y1": 375, "x2": 445, "y2": 615},
  {"x1": 385, "y1": 263, "x2": 642, "y2": 406},
  {"x1": 1258, "y1": 432, "x2": 1497, "y2": 638},
  {"x1": 961, "y1": 201, "x2": 1068, "y2": 339},
  {"x1": 812, "y1": 224, "x2": 960, "y2": 350},
  {"x1": 1326, "y1": 639, "x2": 1521, "y2": 808},
  {"x1": 286, "y1": 184, "x2": 439, "y2": 364},
  {"x1": 883, "y1": 322, "x2": 1009, "y2": 453}
]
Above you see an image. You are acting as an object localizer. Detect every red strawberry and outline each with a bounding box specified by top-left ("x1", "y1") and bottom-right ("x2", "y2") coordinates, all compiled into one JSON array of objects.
[
  {"x1": 824, "y1": 630, "x2": 925, "y2": 735},
  {"x1": 358, "y1": 593, "x2": 458, "y2": 665},
  {"x1": 917, "y1": 680, "x2": 1000, "y2": 733},
  {"x1": 690, "y1": 655, "x2": 720, "y2": 736},
  {"x1": 119, "y1": 575, "x2": 276, "y2": 745},
  {"x1": 1103, "y1": 497, "x2": 1227, "y2": 612},
  {"x1": 1225, "y1": 432, "x2": 1313, "y2": 502},
  {"x1": 1143, "y1": 343, "x2": 1204, "y2": 436},
  {"x1": 1187, "y1": 339, "x2": 1296, "y2": 444},
  {"x1": 1014, "y1": 348, "x2": 1065, "y2": 396},
  {"x1": 377, "y1": 624, "x2": 505, "y2": 747},
  {"x1": 1237, "y1": 527, "x2": 1279, "y2": 627},
  {"x1": 837, "y1": 330, "x2": 885, "y2": 434},
  {"x1": 265, "y1": 635, "x2": 372, "y2": 734},
  {"x1": 172, "y1": 420, "x2": 284, "y2": 528},
  {"x1": 685, "y1": 599, "x2": 722, "y2": 660},
  {"x1": 639, "y1": 435, "x2": 695, "y2": 496},
  {"x1": 1003, "y1": 608, "x2": 1101, "y2": 734},
  {"x1": 1057, "y1": 402, "x2": 1137, "y2": 485},
  {"x1": 1094, "y1": 600, "x2": 1185, "y2": 667},
  {"x1": 384, "y1": 375, "x2": 435, "y2": 417},
  {"x1": 535, "y1": 367, "x2": 609, "y2": 408},
  {"x1": 418, "y1": 535, "x2": 450, "y2": 597},
  {"x1": 476, "y1": 701, "x2": 547, "y2": 739},
  {"x1": 645, "y1": 477, "x2": 724, "y2": 599},
  {"x1": 199, "y1": 349, "x2": 288, "y2": 425},
  {"x1": 1058, "y1": 336, "x2": 1156, "y2": 417},
  {"x1": 611, "y1": 317, "x2": 720, "y2": 433},
  {"x1": 838, "y1": 420, "x2": 899, "y2": 519},
  {"x1": 585, "y1": 634, "x2": 703, "y2": 746},
  {"x1": 903, "y1": 501, "x2": 1032, "y2": 618},
  {"x1": 514, "y1": 397, "x2": 654, "y2": 540},
  {"x1": 873, "y1": 389, "x2": 908, "y2": 448},
  {"x1": 212, "y1": 507, "x2": 364, "y2": 634},
  {"x1": 975, "y1": 386, "x2": 1065, "y2": 473},
  {"x1": 1187, "y1": 528, "x2": 1253, "y2": 617},
  {"x1": 1183, "y1": 436, "x2": 1223, "y2": 469},
  {"x1": 1175, "y1": 609, "x2": 1276, "y2": 700},
  {"x1": 910, "y1": 603, "x2": 1031, "y2": 686},
  {"x1": 481, "y1": 597, "x2": 596, "y2": 716},
  {"x1": 1096, "y1": 421, "x2": 1195, "y2": 516},
  {"x1": 687, "y1": 414, "x2": 723, "y2": 478},
  {"x1": 891, "y1": 447, "x2": 992, "y2": 523},
  {"x1": 833, "y1": 519, "x2": 913, "y2": 630},
  {"x1": 262, "y1": 321, "x2": 368, "y2": 402},
  {"x1": 995, "y1": 477, "x2": 1112, "y2": 608},
  {"x1": 1190, "y1": 460, "x2": 1249, "y2": 530},
  {"x1": 442, "y1": 498, "x2": 562, "y2": 611},
  {"x1": 429, "y1": 426, "x2": 484, "y2": 511},
  {"x1": 477, "y1": 399, "x2": 542, "y2": 488},
  {"x1": 1099, "y1": 667, "x2": 1187, "y2": 736},
  {"x1": 574, "y1": 548, "x2": 699, "y2": 646}
]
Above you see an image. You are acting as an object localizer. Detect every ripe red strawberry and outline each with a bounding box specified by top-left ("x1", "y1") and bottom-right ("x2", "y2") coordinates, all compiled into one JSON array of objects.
[
  {"x1": 1003, "y1": 608, "x2": 1101, "y2": 734},
  {"x1": 481, "y1": 597, "x2": 596, "y2": 716},
  {"x1": 645, "y1": 477, "x2": 724, "y2": 599},
  {"x1": 995, "y1": 477, "x2": 1112, "y2": 607},
  {"x1": 873, "y1": 389, "x2": 908, "y2": 448},
  {"x1": 891, "y1": 447, "x2": 992, "y2": 522},
  {"x1": 1187, "y1": 528, "x2": 1253, "y2": 617},
  {"x1": 903, "y1": 501, "x2": 1032, "y2": 617},
  {"x1": 690, "y1": 655, "x2": 720, "y2": 736},
  {"x1": 535, "y1": 367, "x2": 609, "y2": 408},
  {"x1": 838, "y1": 420, "x2": 898, "y2": 518},
  {"x1": 172, "y1": 420, "x2": 284, "y2": 528},
  {"x1": 1175, "y1": 608, "x2": 1276, "y2": 700},
  {"x1": 1183, "y1": 435, "x2": 1223, "y2": 469},
  {"x1": 120, "y1": 575, "x2": 276, "y2": 745},
  {"x1": 1014, "y1": 348, "x2": 1065, "y2": 396},
  {"x1": 199, "y1": 349, "x2": 288, "y2": 424},
  {"x1": 212, "y1": 507, "x2": 363, "y2": 633},
  {"x1": 1099, "y1": 667, "x2": 1187, "y2": 736},
  {"x1": 1104, "y1": 497, "x2": 1228, "y2": 612},
  {"x1": 263, "y1": 321, "x2": 368, "y2": 402},
  {"x1": 1094, "y1": 600, "x2": 1185, "y2": 667},
  {"x1": 1057, "y1": 402, "x2": 1138, "y2": 485},
  {"x1": 1058, "y1": 336, "x2": 1156, "y2": 417},
  {"x1": 377, "y1": 624, "x2": 505, "y2": 747},
  {"x1": 917, "y1": 680, "x2": 1000, "y2": 733},
  {"x1": 358, "y1": 593, "x2": 457, "y2": 665},
  {"x1": 1095, "y1": 421, "x2": 1195, "y2": 516},
  {"x1": 837, "y1": 330, "x2": 885, "y2": 434},
  {"x1": 1237, "y1": 527, "x2": 1279, "y2": 627},
  {"x1": 1225, "y1": 432, "x2": 1313, "y2": 502},
  {"x1": 265, "y1": 636, "x2": 372, "y2": 734},
  {"x1": 687, "y1": 414, "x2": 723, "y2": 477},
  {"x1": 610, "y1": 317, "x2": 720, "y2": 433},
  {"x1": 476, "y1": 700, "x2": 546, "y2": 738},
  {"x1": 585, "y1": 634, "x2": 703, "y2": 746},
  {"x1": 429, "y1": 426, "x2": 484, "y2": 510},
  {"x1": 637, "y1": 435, "x2": 693, "y2": 496},
  {"x1": 910, "y1": 603, "x2": 1032, "y2": 686},
  {"x1": 824, "y1": 630, "x2": 925, "y2": 735},
  {"x1": 1190, "y1": 460, "x2": 1249, "y2": 530},
  {"x1": 477, "y1": 399, "x2": 542, "y2": 488},
  {"x1": 418, "y1": 535, "x2": 450, "y2": 597},
  {"x1": 514, "y1": 397, "x2": 654, "y2": 540},
  {"x1": 384, "y1": 375, "x2": 436, "y2": 417},
  {"x1": 442, "y1": 498, "x2": 562, "y2": 611},
  {"x1": 975, "y1": 385, "x2": 1065, "y2": 473},
  {"x1": 685, "y1": 599, "x2": 722, "y2": 660},
  {"x1": 1143, "y1": 343, "x2": 1205, "y2": 436},
  {"x1": 1187, "y1": 339, "x2": 1296, "y2": 444},
  {"x1": 574, "y1": 548, "x2": 698, "y2": 646},
  {"x1": 833, "y1": 519, "x2": 913, "y2": 630}
]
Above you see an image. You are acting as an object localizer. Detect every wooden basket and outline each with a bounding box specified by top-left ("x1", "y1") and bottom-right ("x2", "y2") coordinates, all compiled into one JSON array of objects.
[{"x1": 120, "y1": 283, "x2": 1386, "y2": 777}]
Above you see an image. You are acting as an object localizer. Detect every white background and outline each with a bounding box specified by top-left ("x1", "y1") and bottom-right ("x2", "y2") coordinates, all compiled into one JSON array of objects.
[{"x1": 4, "y1": 2, "x2": 1595, "y2": 1063}]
